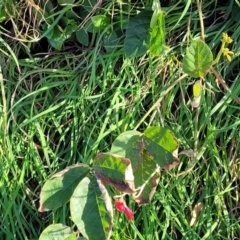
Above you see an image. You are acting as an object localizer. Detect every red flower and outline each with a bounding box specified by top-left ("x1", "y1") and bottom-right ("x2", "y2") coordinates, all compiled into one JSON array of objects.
[{"x1": 115, "y1": 199, "x2": 133, "y2": 221}]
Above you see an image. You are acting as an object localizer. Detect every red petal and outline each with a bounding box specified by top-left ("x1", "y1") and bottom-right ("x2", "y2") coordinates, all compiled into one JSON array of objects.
[
  {"x1": 124, "y1": 206, "x2": 134, "y2": 221},
  {"x1": 115, "y1": 199, "x2": 134, "y2": 221},
  {"x1": 115, "y1": 199, "x2": 125, "y2": 212}
]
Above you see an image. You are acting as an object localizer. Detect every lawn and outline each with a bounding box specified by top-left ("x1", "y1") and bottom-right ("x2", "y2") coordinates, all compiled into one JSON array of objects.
[{"x1": 0, "y1": 0, "x2": 239, "y2": 239}]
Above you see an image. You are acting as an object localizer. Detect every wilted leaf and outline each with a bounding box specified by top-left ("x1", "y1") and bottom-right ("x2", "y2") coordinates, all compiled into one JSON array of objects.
[
  {"x1": 179, "y1": 149, "x2": 195, "y2": 158},
  {"x1": 39, "y1": 224, "x2": 76, "y2": 240},
  {"x1": 182, "y1": 39, "x2": 213, "y2": 77},
  {"x1": 126, "y1": 135, "x2": 160, "y2": 205},
  {"x1": 38, "y1": 164, "x2": 90, "y2": 212},
  {"x1": 190, "y1": 202, "x2": 203, "y2": 226},
  {"x1": 93, "y1": 153, "x2": 135, "y2": 193},
  {"x1": 70, "y1": 176, "x2": 113, "y2": 240}
]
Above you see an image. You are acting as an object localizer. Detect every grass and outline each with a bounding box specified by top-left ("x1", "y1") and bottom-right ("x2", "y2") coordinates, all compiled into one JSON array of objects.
[{"x1": 0, "y1": 0, "x2": 239, "y2": 239}]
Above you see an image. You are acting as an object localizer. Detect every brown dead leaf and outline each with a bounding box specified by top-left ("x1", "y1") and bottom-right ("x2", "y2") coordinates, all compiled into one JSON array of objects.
[
  {"x1": 189, "y1": 202, "x2": 203, "y2": 226},
  {"x1": 191, "y1": 96, "x2": 201, "y2": 108},
  {"x1": 179, "y1": 149, "x2": 196, "y2": 158},
  {"x1": 163, "y1": 157, "x2": 180, "y2": 171}
]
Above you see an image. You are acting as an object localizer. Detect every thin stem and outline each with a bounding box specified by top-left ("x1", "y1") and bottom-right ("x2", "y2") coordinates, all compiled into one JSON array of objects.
[
  {"x1": 196, "y1": 0, "x2": 205, "y2": 41},
  {"x1": 213, "y1": 42, "x2": 225, "y2": 65},
  {"x1": 210, "y1": 67, "x2": 240, "y2": 105},
  {"x1": 0, "y1": 66, "x2": 7, "y2": 135}
]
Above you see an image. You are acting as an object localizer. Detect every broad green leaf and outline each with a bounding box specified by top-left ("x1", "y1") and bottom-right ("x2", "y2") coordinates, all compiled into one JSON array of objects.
[
  {"x1": 48, "y1": 26, "x2": 64, "y2": 50},
  {"x1": 48, "y1": 37, "x2": 64, "y2": 50},
  {"x1": 91, "y1": 15, "x2": 110, "y2": 30},
  {"x1": 70, "y1": 176, "x2": 113, "y2": 240},
  {"x1": 81, "y1": 0, "x2": 97, "y2": 12},
  {"x1": 65, "y1": 10, "x2": 78, "y2": 20},
  {"x1": 103, "y1": 31, "x2": 119, "y2": 53},
  {"x1": 143, "y1": 136, "x2": 175, "y2": 167},
  {"x1": 42, "y1": 23, "x2": 54, "y2": 39},
  {"x1": 149, "y1": 11, "x2": 166, "y2": 56},
  {"x1": 144, "y1": 126, "x2": 178, "y2": 152},
  {"x1": 38, "y1": 164, "x2": 90, "y2": 212},
  {"x1": 111, "y1": 130, "x2": 142, "y2": 157},
  {"x1": 182, "y1": 39, "x2": 213, "y2": 77},
  {"x1": 39, "y1": 224, "x2": 76, "y2": 240},
  {"x1": 93, "y1": 153, "x2": 134, "y2": 193},
  {"x1": 76, "y1": 28, "x2": 89, "y2": 46},
  {"x1": 125, "y1": 135, "x2": 159, "y2": 205},
  {"x1": 124, "y1": 11, "x2": 152, "y2": 57},
  {"x1": 83, "y1": 18, "x2": 98, "y2": 33},
  {"x1": 144, "y1": 126, "x2": 179, "y2": 170},
  {"x1": 63, "y1": 21, "x2": 78, "y2": 39}
]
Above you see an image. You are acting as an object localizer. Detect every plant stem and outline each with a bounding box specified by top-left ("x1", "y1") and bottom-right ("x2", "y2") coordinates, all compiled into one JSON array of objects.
[
  {"x1": 197, "y1": 0, "x2": 205, "y2": 41},
  {"x1": 210, "y1": 67, "x2": 240, "y2": 105},
  {"x1": 0, "y1": 66, "x2": 7, "y2": 135}
]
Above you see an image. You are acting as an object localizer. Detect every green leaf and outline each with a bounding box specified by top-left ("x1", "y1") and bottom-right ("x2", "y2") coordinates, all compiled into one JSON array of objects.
[
  {"x1": 63, "y1": 21, "x2": 78, "y2": 39},
  {"x1": 91, "y1": 15, "x2": 110, "y2": 30},
  {"x1": 70, "y1": 176, "x2": 113, "y2": 240},
  {"x1": 93, "y1": 153, "x2": 134, "y2": 193},
  {"x1": 143, "y1": 136, "x2": 175, "y2": 167},
  {"x1": 42, "y1": 23, "x2": 54, "y2": 39},
  {"x1": 149, "y1": 11, "x2": 166, "y2": 56},
  {"x1": 0, "y1": 7, "x2": 7, "y2": 23},
  {"x1": 83, "y1": 18, "x2": 98, "y2": 33},
  {"x1": 144, "y1": 126, "x2": 178, "y2": 153},
  {"x1": 144, "y1": 126, "x2": 179, "y2": 170},
  {"x1": 182, "y1": 39, "x2": 213, "y2": 77},
  {"x1": 38, "y1": 164, "x2": 90, "y2": 212},
  {"x1": 76, "y1": 28, "x2": 89, "y2": 46},
  {"x1": 124, "y1": 11, "x2": 152, "y2": 57},
  {"x1": 110, "y1": 130, "x2": 142, "y2": 157},
  {"x1": 103, "y1": 31, "x2": 119, "y2": 53},
  {"x1": 47, "y1": 26, "x2": 64, "y2": 50},
  {"x1": 39, "y1": 224, "x2": 76, "y2": 240},
  {"x1": 125, "y1": 135, "x2": 159, "y2": 205},
  {"x1": 81, "y1": 0, "x2": 97, "y2": 12}
]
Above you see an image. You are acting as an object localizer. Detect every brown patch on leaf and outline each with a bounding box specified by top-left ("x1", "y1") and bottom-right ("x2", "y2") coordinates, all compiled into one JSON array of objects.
[
  {"x1": 94, "y1": 153, "x2": 135, "y2": 193},
  {"x1": 95, "y1": 171, "x2": 135, "y2": 193},
  {"x1": 134, "y1": 167, "x2": 160, "y2": 205},
  {"x1": 163, "y1": 148, "x2": 179, "y2": 171},
  {"x1": 97, "y1": 178, "x2": 113, "y2": 237}
]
